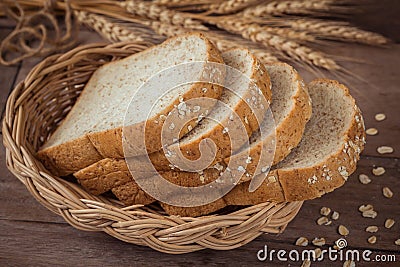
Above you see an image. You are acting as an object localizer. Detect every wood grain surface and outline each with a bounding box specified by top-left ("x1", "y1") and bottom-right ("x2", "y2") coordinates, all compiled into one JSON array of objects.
[{"x1": 1, "y1": 2, "x2": 399, "y2": 266}]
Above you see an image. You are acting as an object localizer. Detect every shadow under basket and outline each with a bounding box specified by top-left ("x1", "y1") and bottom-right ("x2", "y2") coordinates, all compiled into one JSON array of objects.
[{"x1": 2, "y1": 41, "x2": 303, "y2": 254}]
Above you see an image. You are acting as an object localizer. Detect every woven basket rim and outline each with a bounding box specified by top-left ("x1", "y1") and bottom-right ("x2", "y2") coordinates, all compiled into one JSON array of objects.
[{"x1": 2, "y1": 41, "x2": 303, "y2": 254}]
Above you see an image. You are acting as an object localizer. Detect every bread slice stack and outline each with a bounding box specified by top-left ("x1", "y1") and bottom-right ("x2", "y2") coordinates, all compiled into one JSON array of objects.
[{"x1": 37, "y1": 33, "x2": 366, "y2": 217}]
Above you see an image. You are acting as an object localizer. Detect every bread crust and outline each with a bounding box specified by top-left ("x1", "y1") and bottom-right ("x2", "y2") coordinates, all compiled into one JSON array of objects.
[
  {"x1": 37, "y1": 33, "x2": 225, "y2": 175},
  {"x1": 37, "y1": 136, "x2": 102, "y2": 176}
]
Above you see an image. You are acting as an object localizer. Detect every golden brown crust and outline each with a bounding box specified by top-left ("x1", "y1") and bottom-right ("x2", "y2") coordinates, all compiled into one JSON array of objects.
[
  {"x1": 111, "y1": 181, "x2": 155, "y2": 206},
  {"x1": 37, "y1": 136, "x2": 102, "y2": 176},
  {"x1": 75, "y1": 158, "x2": 130, "y2": 195}
]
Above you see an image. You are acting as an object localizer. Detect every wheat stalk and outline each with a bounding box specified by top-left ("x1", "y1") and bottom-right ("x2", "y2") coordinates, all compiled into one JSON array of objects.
[
  {"x1": 143, "y1": 20, "x2": 188, "y2": 38},
  {"x1": 75, "y1": 11, "x2": 159, "y2": 43},
  {"x1": 215, "y1": 19, "x2": 339, "y2": 70},
  {"x1": 243, "y1": 0, "x2": 345, "y2": 17},
  {"x1": 259, "y1": 26, "x2": 316, "y2": 43},
  {"x1": 153, "y1": 0, "x2": 215, "y2": 7},
  {"x1": 208, "y1": 0, "x2": 260, "y2": 14},
  {"x1": 119, "y1": 0, "x2": 207, "y2": 30},
  {"x1": 138, "y1": 20, "x2": 279, "y2": 65},
  {"x1": 206, "y1": 33, "x2": 279, "y2": 64},
  {"x1": 285, "y1": 19, "x2": 388, "y2": 45}
]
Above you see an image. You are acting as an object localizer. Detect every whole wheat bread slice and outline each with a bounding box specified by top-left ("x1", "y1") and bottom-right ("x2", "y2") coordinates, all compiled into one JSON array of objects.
[
  {"x1": 75, "y1": 62, "x2": 311, "y2": 195},
  {"x1": 160, "y1": 79, "x2": 366, "y2": 216},
  {"x1": 37, "y1": 33, "x2": 225, "y2": 176},
  {"x1": 74, "y1": 48, "x2": 273, "y2": 193}
]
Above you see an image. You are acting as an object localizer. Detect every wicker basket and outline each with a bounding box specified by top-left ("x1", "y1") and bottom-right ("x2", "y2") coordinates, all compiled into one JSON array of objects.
[{"x1": 2, "y1": 41, "x2": 303, "y2": 254}]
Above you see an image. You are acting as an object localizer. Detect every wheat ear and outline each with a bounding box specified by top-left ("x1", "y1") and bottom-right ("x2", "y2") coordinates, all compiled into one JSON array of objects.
[
  {"x1": 206, "y1": 33, "x2": 279, "y2": 64},
  {"x1": 75, "y1": 11, "x2": 158, "y2": 43},
  {"x1": 243, "y1": 0, "x2": 345, "y2": 17},
  {"x1": 216, "y1": 19, "x2": 339, "y2": 70},
  {"x1": 119, "y1": 0, "x2": 207, "y2": 30},
  {"x1": 208, "y1": 0, "x2": 260, "y2": 14},
  {"x1": 138, "y1": 20, "x2": 279, "y2": 65},
  {"x1": 286, "y1": 19, "x2": 388, "y2": 45},
  {"x1": 153, "y1": 0, "x2": 216, "y2": 7}
]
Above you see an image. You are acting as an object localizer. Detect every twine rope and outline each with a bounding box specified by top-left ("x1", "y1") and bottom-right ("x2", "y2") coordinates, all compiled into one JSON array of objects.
[{"x1": 0, "y1": 0, "x2": 77, "y2": 66}]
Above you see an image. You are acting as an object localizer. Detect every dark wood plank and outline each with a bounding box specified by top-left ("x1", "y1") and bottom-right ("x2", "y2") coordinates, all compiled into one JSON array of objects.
[
  {"x1": 347, "y1": 0, "x2": 400, "y2": 42},
  {"x1": 1, "y1": 153, "x2": 399, "y2": 250},
  {"x1": 1, "y1": 219, "x2": 398, "y2": 267}
]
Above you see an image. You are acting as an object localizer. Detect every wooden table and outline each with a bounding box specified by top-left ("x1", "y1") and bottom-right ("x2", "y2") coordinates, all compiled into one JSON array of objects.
[{"x1": 1, "y1": 3, "x2": 399, "y2": 266}]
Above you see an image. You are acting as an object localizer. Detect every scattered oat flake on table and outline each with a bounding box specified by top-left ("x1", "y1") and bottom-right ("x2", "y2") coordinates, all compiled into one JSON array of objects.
[
  {"x1": 358, "y1": 174, "x2": 371, "y2": 184},
  {"x1": 338, "y1": 225, "x2": 349, "y2": 236},
  {"x1": 365, "y1": 226, "x2": 378, "y2": 233},
  {"x1": 383, "y1": 187, "x2": 394, "y2": 198},
  {"x1": 395, "y1": 239, "x2": 400, "y2": 246},
  {"x1": 366, "y1": 127, "x2": 378, "y2": 135},
  {"x1": 301, "y1": 259, "x2": 311, "y2": 267},
  {"x1": 312, "y1": 237, "x2": 326, "y2": 246},
  {"x1": 295, "y1": 237, "x2": 308, "y2": 247},
  {"x1": 343, "y1": 260, "x2": 356, "y2": 267},
  {"x1": 375, "y1": 113, "x2": 386, "y2": 121},
  {"x1": 377, "y1": 146, "x2": 394, "y2": 154},
  {"x1": 359, "y1": 204, "x2": 374, "y2": 212},
  {"x1": 320, "y1": 206, "x2": 331, "y2": 216},
  {"x1": 384, "y1": 218, "x2": 395, "y2": 229},
  {"x1": 313, "y1": 248, "x2": 322, "y2": 260},
  {"x1": 372, "y1": 166, "x2": 385, "y2": 176},
  {"x1": 362, "y1": 210, "x2": 378, "y2": 219},
  {"x1": 331, "y1": 211, "x2": 340, "y2": 220},
  {"x1": 317, "y1": 216, "x2": 330, "y2": 225},
  {"x1": 368, "y1": 235, "x2": 377, "y2": 244}
]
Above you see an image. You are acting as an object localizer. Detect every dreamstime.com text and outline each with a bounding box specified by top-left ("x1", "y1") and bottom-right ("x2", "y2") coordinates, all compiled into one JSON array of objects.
[{"x1": 257, "y1": 244, "x2": 398, "y2": 263}]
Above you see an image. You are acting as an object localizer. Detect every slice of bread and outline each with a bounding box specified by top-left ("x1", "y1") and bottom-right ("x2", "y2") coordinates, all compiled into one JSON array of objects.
[
  {"x1": 223, "y1": 62, "x2": 312, "y2": 180},
  {"x1": 37, "y1": 33, "x2": 225, "y2": 176},
  {"x1": 162, "y1": 48, "x2": 272, "y2": 170},
  {"x1": 161, "y1": 79, "x2": 366, "y2": 216},
  {"x1": 74, "y1": 62, "x2": 311, "y2": 195},
  {"x1": 74, "y1": 49, "x2": 272, "y2": 192}
]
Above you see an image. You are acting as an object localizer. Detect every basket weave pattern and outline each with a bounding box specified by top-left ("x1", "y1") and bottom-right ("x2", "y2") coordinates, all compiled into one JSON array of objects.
[{"x1": 2, "y1": 42, "x2": 303, "y2": 254}]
